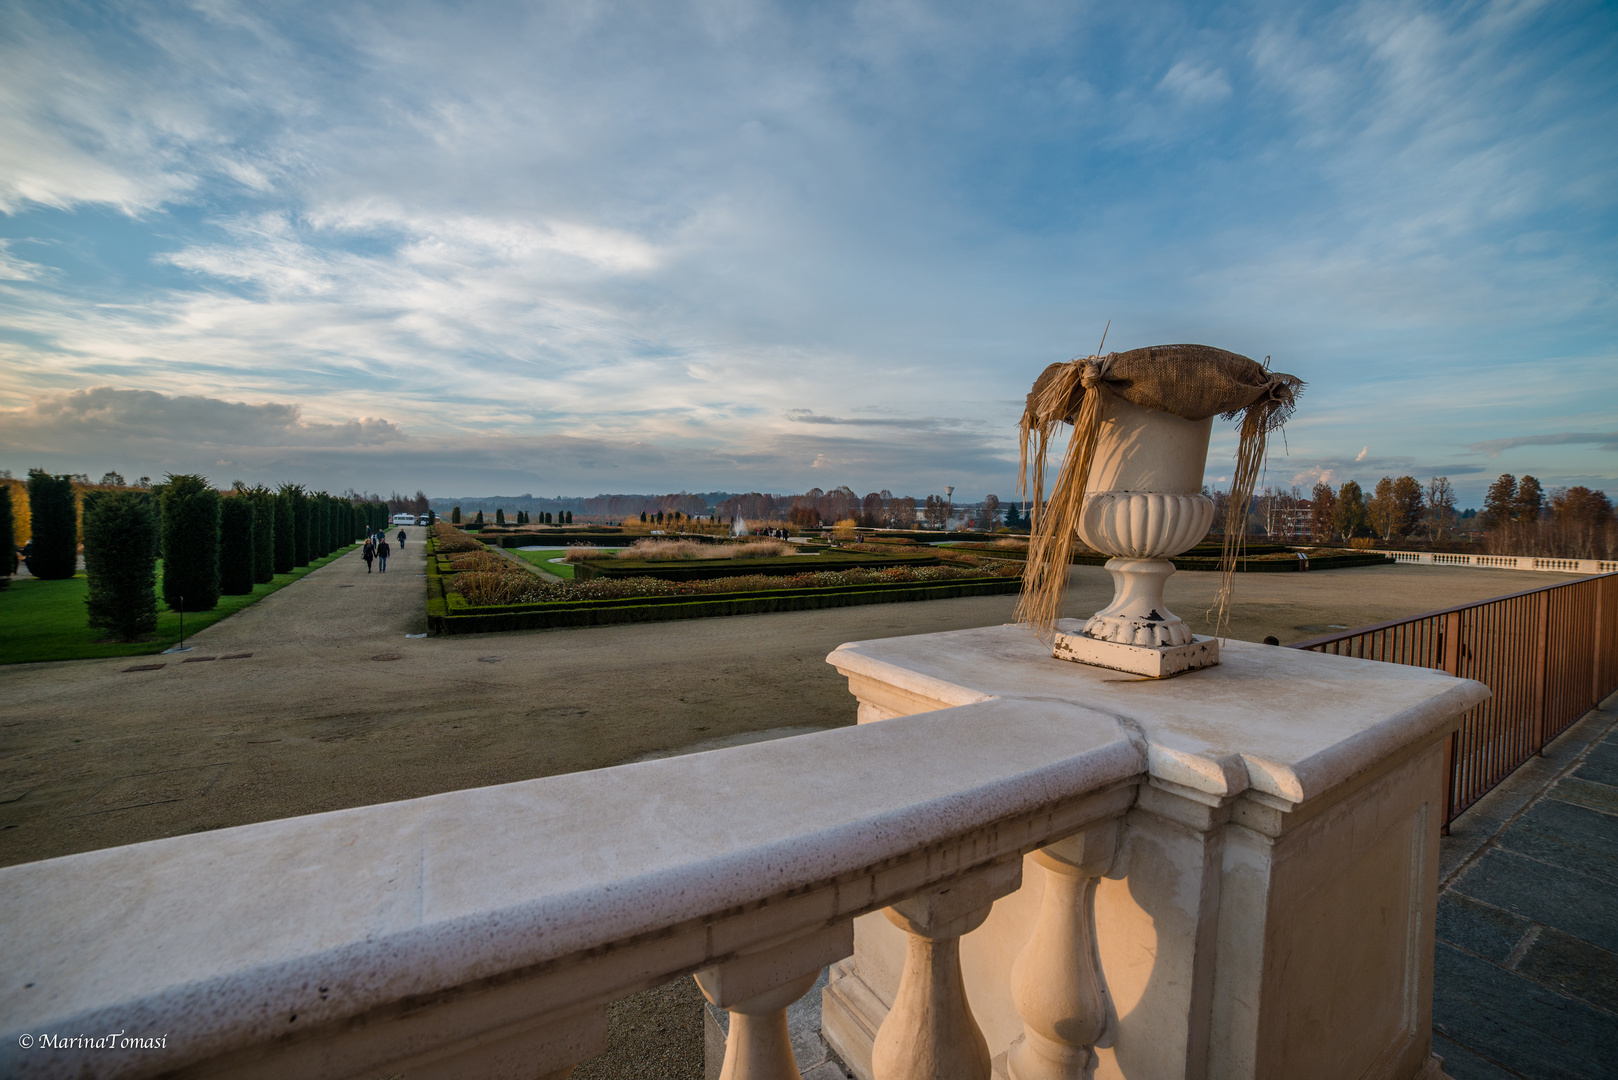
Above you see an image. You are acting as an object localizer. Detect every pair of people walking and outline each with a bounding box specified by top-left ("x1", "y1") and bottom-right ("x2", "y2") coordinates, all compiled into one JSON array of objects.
[{"x1": 362, "y1": 537, "x2": 391, "y2": 573}]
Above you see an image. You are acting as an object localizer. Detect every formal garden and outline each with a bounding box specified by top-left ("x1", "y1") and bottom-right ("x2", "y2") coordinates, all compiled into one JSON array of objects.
[
  {"x1": 0, "y1": 471, "x2": 388, "y2": 663},
  {"x1": 424, "y1": 522, "x2": 1025, "y2": 633}
]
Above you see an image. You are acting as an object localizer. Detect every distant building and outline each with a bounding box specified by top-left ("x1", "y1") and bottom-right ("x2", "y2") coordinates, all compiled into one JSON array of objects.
[{"x1": 1266, "y1": 502, "x2": 1312, "y2": 540}]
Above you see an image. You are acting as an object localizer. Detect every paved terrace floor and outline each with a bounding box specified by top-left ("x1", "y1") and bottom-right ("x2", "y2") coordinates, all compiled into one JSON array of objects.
[{"x1": 1433, "y1": 695, "x2": 1618, "y2": 1080}]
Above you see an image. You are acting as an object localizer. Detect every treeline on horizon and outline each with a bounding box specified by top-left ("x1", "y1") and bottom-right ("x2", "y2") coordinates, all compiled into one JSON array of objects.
[
  {"x1": 1205, "y1": 474, "x2": 1616, "y2": 560},
  {"x1": 432, "y1": 486, "x2": 1024, "y2": 531},
  {"x1": 1, "y1": 470, "x2": 402, "y2": 641}
]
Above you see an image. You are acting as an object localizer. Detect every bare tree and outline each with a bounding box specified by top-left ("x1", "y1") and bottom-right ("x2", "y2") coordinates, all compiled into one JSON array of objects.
[{"x1": 1425, "y1": 477, "x2": 1456, "y2": 540}]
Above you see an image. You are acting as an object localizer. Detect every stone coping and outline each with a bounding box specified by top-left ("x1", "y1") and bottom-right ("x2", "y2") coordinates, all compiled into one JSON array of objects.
[
  {"x1": 0, "y1": 698, "x2": 1141, "y2": 1079},
  {"x1": 828, "y1": 625, "x2": 1490, "y2": 804}
]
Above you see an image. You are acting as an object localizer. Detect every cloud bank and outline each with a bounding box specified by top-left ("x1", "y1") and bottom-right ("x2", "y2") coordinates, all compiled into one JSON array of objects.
[{"x1": 0, "y1": 0, "x2": 1613, "y2": 502}]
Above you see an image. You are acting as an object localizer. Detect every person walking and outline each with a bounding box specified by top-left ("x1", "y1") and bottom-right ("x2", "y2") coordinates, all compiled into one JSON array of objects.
[
  {"x1": 377, "y1": 538, "x2": 390, "y2": 573},
  {"x1": 397, "y1": 528, "x2": 407, "y2": 549},
  {"x1": 362, "y1": 539, "x2": 375, "y2": 573}
]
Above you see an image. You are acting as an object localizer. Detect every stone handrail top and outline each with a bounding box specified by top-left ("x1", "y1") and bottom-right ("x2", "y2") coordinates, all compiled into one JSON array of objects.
[
  {"x1": 827, "y1": 625, "x2": 1490, "y2": 804},
  {"x1": 0, "y1": 697, "x2": 1142, "y2": 1079}
]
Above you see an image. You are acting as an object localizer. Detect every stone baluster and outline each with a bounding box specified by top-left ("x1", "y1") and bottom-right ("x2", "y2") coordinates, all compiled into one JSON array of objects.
[
  {"x1": 695, "y1": 923, "x2": 854, "y2": 1080},
  {"x1": 1007, "y1": 823, "x2": 1119, "y2": 1080},
  {"x1": 872, "y1": 859, "x2": 1023, "y2": 1080}
]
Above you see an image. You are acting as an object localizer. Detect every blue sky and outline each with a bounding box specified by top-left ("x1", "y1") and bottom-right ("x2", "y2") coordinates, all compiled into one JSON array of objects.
[{"x1": 0, "y1": 0, "x2": 1613, "y2": 504}]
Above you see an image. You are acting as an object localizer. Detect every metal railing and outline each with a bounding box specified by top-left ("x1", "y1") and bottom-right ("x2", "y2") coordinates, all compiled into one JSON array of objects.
[{"x1": 1293, "y1": 573, "x2": 1618, "y2": 824}]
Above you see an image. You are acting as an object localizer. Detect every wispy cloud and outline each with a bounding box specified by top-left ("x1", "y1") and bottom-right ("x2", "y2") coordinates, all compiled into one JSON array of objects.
[{"x1": 1468, "y1": 432, "x2": 1618, "y2": 458}]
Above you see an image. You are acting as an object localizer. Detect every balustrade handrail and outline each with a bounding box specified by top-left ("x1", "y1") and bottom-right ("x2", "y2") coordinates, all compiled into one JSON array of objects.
[
  {"x1": 1292, "y1": 572, "x2": 1618, "y2": 823},
  {"x1": 0, "y1": 698, "x2": 1142, "y2": 1080}
]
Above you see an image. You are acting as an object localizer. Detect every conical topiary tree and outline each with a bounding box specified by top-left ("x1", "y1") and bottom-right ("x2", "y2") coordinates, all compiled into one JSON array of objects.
[
  {"x1": 249, "y1": 486, "x2": 275, "y2": 583},
  {"x1": 219, "y1": 495, "x2": 256, "y2": 595},
  {"x1": 309, "y1": 494, "x2": 327, "y2": 561},
  {"x1": 273, "y1": 486, "x2": 297, "y2": 573},
  {"x1": 26, "y1": 470, "x2": 78, "y2": 580},
  {"x1": 160, "y1": 474, "x2": 221, "y2": 611},
  {"x1": 84, "y1": 490, "x2": 158, "y2": 640},
  {"x1": 291, "y1": 487, "x2": 310, "y2": 567}
]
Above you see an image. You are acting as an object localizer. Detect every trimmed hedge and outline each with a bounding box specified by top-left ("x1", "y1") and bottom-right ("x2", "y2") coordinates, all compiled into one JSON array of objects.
[
  {"x1": 219, "y1": 496, "x2": 256, "y2": 595},
  {"x1": 273, "y1": 486, "x2": 297, "y2": 574},
  {"x1": 249, "y1": 487, "x2": 276, "y2": 583},
  {"x1": 430, "y1": 576, "x2": 1020, "y2": 634},
  {"x1": 25, "y1": 470, "x2": 78, "y2": 580},
  {"x1": 160, "y1": 474, "x2": 222, "y2": 611},
  {"x1": 479, "y1": 528, "x2": 624, "y2": 548},
  {"x1": 574, "y1": 551, "x2": 939, "y2": 582},
  {"x1": 83, "y1": 490, "x2": 158, "y2": 640},
  {"x1": 291, "y1": 487, "x2": 311, "y2": 567}
]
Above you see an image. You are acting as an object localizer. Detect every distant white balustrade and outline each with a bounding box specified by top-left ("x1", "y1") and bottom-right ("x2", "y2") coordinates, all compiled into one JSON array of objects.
[{"x1": 1357, "y1": 549, "x2": 1616, "y2": 574}]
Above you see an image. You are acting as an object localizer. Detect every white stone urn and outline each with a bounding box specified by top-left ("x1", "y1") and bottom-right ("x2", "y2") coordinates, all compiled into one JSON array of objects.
[{"x1": 1055, "y1": 395, "x2": 1218, "y2": 675}]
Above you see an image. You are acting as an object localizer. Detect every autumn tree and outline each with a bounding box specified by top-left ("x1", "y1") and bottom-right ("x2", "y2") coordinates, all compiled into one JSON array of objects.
[
  {"x1": 1309, "y1": 482, "x2": 1338, "y2": 541},
  {"x1": 980, "y1": 494, "x2": 1001, "y2": 531},
  {"x1": 1481, "y1": 475, "x2": 1516, "y2": 531},
  {"x1": 1333, "y1": 480, "x2": 1369, "y2": 539}
]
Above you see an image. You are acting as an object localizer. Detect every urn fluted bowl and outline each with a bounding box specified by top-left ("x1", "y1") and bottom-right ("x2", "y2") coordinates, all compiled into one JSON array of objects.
[{"x1": 1073, "y1": 398, "x2": 1216, "y2": 648}]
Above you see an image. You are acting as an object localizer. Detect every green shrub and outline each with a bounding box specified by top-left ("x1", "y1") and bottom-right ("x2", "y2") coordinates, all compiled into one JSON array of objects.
[
  {"x1": 273, "y1": 486, "x2": 296, "y2": 573},
  {"x1": 83, "y1": 490, "x2": 159, "y2": 640},
  {"x1": 495, "y1": 508, "x2": 506, "y2": 525},
  {"x1": 473, "y1": 510, "x2": 485, "y2": 525},
  {"x1": 26, "y1": 470, "x2": 79, "y2": 580},
  {"x1": 249, "y1": 487, "x2": 276, "y2": 583},
  {"x1": 452, "y1": 506, "x2": 461, "y2": 524},
  {"x1": 219, "y1": 496, "x2": 256, "y2": 595},
  {"x1": 292, "y1": 487, "x2": 310, "y2": 566},
  {"x1": 160, "y1": 474, "x2": 221, "y2": 611},
  {"x1": 0, "y1": 480, "x2": 13, "y2": 576}
]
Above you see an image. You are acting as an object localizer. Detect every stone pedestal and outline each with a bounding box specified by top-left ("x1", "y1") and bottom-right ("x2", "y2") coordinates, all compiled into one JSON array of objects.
[{"x1": 823, "y1": 626, "x2": 1486, "y2": 1080}]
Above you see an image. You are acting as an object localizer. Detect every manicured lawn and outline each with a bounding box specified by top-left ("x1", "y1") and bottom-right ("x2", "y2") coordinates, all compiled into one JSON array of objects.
[
  {"x1": 0, "y1": 545, "x2": 358, "y2": 664},
  {"x1": 509, "y1": 547, "x2": 624, "y2": 580}
]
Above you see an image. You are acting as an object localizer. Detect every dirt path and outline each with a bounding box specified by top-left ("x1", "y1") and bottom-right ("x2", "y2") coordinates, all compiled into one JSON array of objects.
[{"x1": 0, "y1": 560, "x2": 1567, "y2": 868}]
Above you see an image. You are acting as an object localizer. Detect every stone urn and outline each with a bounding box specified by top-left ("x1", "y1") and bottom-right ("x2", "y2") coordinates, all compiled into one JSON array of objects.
[{"x1": 1052, "y1": 395, "x2": 1220, "y2": 677}]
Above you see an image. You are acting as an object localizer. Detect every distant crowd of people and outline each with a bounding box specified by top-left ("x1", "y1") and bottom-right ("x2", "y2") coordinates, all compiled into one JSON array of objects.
[{"x1": 361, "y1": 527, "x2": 406, "y2": 573}]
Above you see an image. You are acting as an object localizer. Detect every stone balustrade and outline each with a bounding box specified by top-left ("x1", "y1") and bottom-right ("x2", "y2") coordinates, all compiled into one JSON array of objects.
[
  {"x1": 1368, "y1": 550, "x2": 1618, "y2": 574},
  {"x1": 1, "y1": 629, "x2": 1489, "y2": 1080},
  {"x1": 0, "y1": 697, "x2": 1142, "y2": 1080}
]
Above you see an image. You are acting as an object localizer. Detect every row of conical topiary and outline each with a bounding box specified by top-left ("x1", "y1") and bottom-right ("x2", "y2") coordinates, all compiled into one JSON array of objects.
[{"x1": 11, "y1": 470, "x2": 393, "y2": 641}]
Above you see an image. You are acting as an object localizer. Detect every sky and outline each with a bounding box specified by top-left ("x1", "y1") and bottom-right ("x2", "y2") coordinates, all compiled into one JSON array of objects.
[{"x1": 0, "y1": 0, "x2": 1614, "y2": 506}]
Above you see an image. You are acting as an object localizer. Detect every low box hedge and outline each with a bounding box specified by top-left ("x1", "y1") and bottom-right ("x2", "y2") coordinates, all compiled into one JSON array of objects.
[
  {"x1": 428, "y1": 575, "x2": 1021, "y2": 634},
  {"x1": 572, "y1": 551, "x2": 939, "y2": 581}
]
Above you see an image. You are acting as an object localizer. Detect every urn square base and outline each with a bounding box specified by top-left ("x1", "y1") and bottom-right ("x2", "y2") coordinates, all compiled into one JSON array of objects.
[{"x1": 1051, "y1": 629, "x2": 1219, "y2": 678}]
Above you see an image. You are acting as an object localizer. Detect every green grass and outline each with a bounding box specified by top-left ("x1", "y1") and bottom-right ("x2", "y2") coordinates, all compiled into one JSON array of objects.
[
  {"x1": 0, "y1": 545, "x2": 358, "y2": 664},
  {"x1": 508, "y1": 547, "x2": 626, "y2": 580}
]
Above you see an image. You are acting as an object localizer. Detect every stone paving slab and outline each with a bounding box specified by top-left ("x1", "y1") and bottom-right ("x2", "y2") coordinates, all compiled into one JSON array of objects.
[{"x1": 1433, "y1": 697, "x2": 1618, "y2": 1080}]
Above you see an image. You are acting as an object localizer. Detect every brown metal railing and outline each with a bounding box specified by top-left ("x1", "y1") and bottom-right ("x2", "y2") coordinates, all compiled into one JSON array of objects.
[{"x1": 1292, "y1": 573, "x2": 1618, "y2": 825}]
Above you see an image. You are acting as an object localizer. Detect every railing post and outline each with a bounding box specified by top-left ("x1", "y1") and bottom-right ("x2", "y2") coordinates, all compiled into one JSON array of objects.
[
  {"x1": 873, "y1": 859, "x2": 1023, "y2": 1080},
  {"x1": 695, "y1": 924, "x2": 854, "y2": 1080},
  {"x1": 1533, "y1": 590, "x2": 1551, "y2": 754},
  {"x1": 1007, "y1": 822, "x2": 1118, "y2": 1080},
  {"x1": 1439, "y1": 610, "x2": 1463, "y2": 832},
  {"x1": 1595, "y1": 575, "x2": 1611, "y2": 710}
]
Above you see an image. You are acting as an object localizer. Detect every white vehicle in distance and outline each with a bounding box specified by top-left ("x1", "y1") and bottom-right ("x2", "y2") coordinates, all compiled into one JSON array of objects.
[{"x1": 390, "y1": 513, "x2": 416, "y2": 526}]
